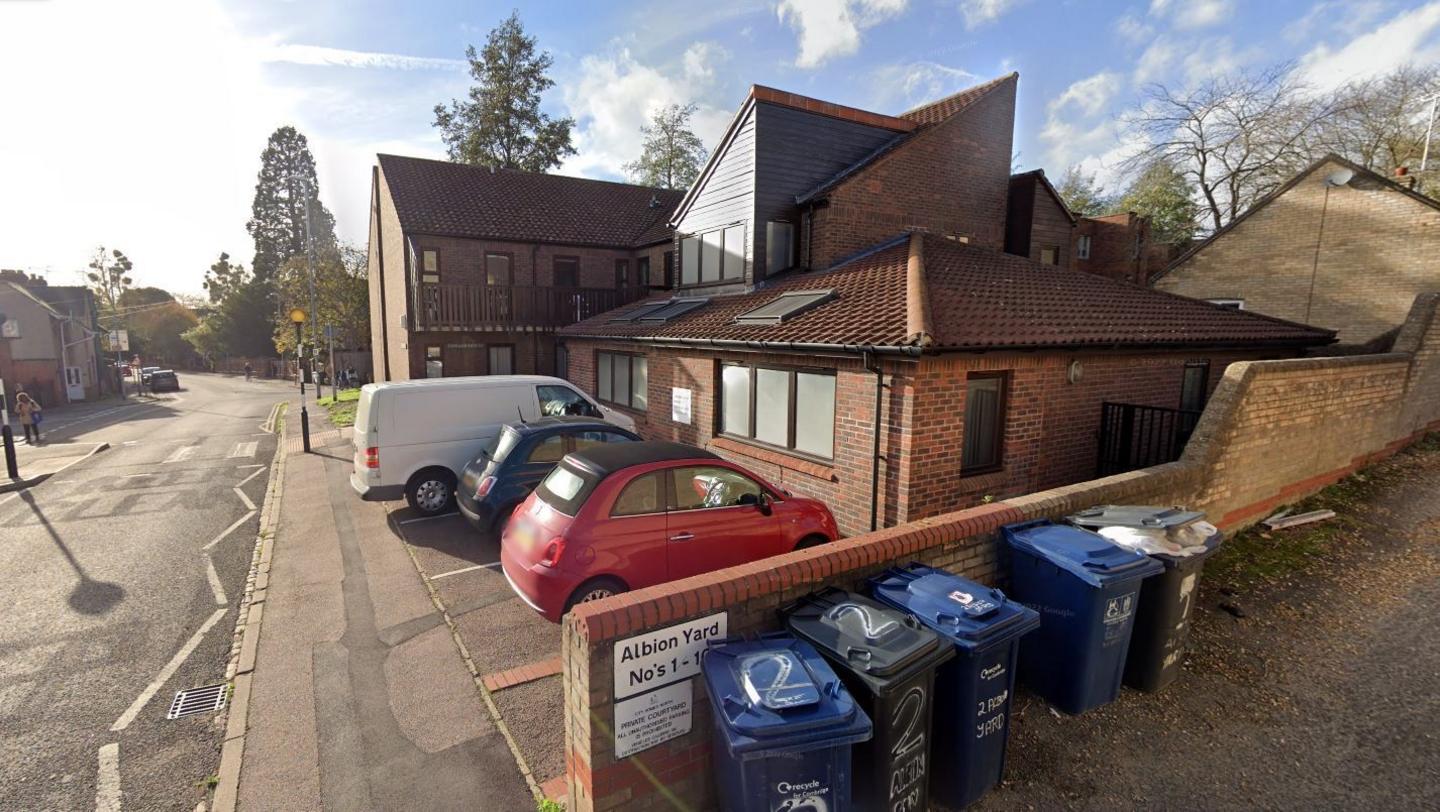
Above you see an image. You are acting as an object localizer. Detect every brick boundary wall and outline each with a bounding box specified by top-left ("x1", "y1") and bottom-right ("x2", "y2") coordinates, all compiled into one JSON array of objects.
[{"x1": 561, "y1": 292, "x2": 1440, "y2": 811}]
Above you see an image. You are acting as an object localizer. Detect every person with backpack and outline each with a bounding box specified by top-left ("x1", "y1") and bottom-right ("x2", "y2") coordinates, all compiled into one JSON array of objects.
[{"x1": 15, "y1": 392, "x2": 42, "y2": 445}]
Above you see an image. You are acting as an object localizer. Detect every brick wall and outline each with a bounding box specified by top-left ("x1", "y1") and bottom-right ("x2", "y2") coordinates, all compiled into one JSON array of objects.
[
  {"x1": 561, "y1": 293, "x2": 1440, "y2": 812},
  {"x1": 1153, "y1": 159, "x2": 1440, "y2": 343},
  {"x1": 808, "y1": 78, "x2": 1015, "y2": 268},
  {"x1": 1076, "y1": 213, "x2": 1143, "y2": 284}
]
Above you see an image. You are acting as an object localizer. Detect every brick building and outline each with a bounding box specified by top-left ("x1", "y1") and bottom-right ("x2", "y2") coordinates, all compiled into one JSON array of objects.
[
  {"x1": 365, "y1": 155, "x2": 683, "y2": 382},
  {"x1": 1074, "y1": 211, "x2": 1180, "y2": 285},
  {"x1": 1154, "y1": 154, "x2": 1440, "y2": 344},
  {"x1": 0, "y1": 278, "x2": 103, "y2": 406},
  {"x1": 1005, "y1": 169, "x2": 1076, "y2": 268},
  {"x1": 561, "y1": 230, "x2": 1331, "y2": 537}
]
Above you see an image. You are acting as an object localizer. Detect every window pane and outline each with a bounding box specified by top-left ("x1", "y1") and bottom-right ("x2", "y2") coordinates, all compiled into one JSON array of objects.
[
  {"x1": 766, "y1": 222, "x2": 793, "y2": 274},
  {"x1": 423, "y1": 250, "x2": 437, "y2": 272},
  {"x1": 681, "y1": 237, "x2": 699, "y2": 285},
  {"x1": 555, "y1": 346, "x2": 569, "y2": 380},
  {"x1": 670, "y1": 466, "x2": 762, "y2": 511},
  {"x1": 555, "y1": 258, "x2": 578, "y2": 287},
  {"x1": 486, "y1": 253, "x2": 510, "y2": 285},
  {"x1": 638, "y1": 257, "x2": 650, "y2": 286},
  {"x1": 721, "y1": 366, "x2": 751, "y2": 436},
  {"x1": 488, "y1": 346, "x2": 513, "y2": 375},
  {"x1": 538, "y1": 385, "x2": 599, "y2": 417},
  {"x1": 614, "y1": 356, "x2": 631, "y2": 408},
  {"x1": 723, "y1": 226, "x2": 745, "y2": 280},
  {"x1": 794, "y1": 373, "x2": 835, "y2": 458},
  {"x1": 701, "y1": 231, "x2": 722, "y2": 283},
  {"x1": 754, "y1": 368, "x2": 790, "y2": 447},
  {"x1": 598, "y1": 353, "x2": 612, "y2": 401},
  {"x1": 631, "y1": 357, "x2": 648, "y2": 409},
  {"x1": 962, "y1": 377, "x2": 1004, "y2": 470},
  {"x1": 612, "y1": 473, "x2": 661, "y2": 517},
  {"x1": 615, "y1": 259, "x2": 629, "y2": 287},
  {"x1": 526, "y1": 435, "x2": 566, "y2": 463}
]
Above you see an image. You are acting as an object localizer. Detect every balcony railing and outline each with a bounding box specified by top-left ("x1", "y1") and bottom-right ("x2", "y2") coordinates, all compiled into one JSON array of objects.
[{"x1": 415, "y1": 284, "x2": 647, "y2": 331}]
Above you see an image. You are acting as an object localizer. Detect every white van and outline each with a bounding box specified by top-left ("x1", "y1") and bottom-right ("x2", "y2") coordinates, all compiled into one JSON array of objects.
[{"x1": 350, "y1": 375, "x2": 634, "y2": 514}]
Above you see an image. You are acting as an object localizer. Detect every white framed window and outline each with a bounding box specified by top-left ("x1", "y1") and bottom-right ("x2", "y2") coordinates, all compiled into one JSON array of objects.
[
  {"x1": 1206, "y1": 299, "x2": 1245, "y2": 310},
  {"x1": 1076, "y1": 235, "x2": 1091, "y2": 260},
  {"x1": 420, "y1": 249, "x2": 439, "y2": 283},
  {"x1": 679, "y1": 224, "x2": 746, "y2": 286}
]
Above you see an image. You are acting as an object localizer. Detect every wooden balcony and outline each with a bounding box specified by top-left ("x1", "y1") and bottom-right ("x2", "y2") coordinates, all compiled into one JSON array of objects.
[{"x1": 414, "y1": 284, "x2": 648, "y2": 332}]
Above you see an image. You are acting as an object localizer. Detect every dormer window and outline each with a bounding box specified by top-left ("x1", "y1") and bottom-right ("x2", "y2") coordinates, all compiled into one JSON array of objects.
[{"x1": 679, "y1": 224, "x2": 745, "y2": 287}]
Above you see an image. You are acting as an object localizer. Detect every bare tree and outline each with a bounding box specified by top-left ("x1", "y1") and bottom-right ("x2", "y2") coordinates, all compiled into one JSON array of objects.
[
  {"x1": 1122, "y1": 64, "x2": 1350, "y2": 232},
  {"x1": 1320, "y1": 65, "x2": 1440, "y2": 185}
]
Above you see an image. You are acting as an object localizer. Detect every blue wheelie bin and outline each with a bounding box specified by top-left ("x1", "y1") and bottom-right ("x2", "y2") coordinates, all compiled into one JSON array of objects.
[
  {"x1": 868, "y1": 564, "x2": 1040, "y2": 809},
  {"x1": 702, "y1": 633, "x2": 873, "y2": 812},
  {"x1": 1001, "y1": 519, "x2": 1164, "y2": 715}
]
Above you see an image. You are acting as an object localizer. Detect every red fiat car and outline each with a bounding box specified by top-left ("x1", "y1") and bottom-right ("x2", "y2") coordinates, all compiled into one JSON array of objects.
[{"x1": 500, "y1": 441, "x2": 838, "y2": 622}]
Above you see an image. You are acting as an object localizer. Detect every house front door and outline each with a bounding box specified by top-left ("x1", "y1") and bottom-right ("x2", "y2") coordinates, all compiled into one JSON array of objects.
[{"x1": 64, "y1": 366, "x2": 85, "y2": 401}]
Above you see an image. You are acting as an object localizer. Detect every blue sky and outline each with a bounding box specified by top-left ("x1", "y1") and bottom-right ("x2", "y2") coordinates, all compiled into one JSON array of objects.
[{"x1": 2, "y1": 0, "x2": 1437, "y2": 295}]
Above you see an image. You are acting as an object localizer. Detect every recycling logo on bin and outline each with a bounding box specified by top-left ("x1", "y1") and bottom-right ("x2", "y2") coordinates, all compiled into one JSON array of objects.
[
  {"x1": 772, "y1": 781, "x2": 831, "y2": 812},
  {"x1": 1101, "y1": 592, "x2": 1137, "y2": 646}
]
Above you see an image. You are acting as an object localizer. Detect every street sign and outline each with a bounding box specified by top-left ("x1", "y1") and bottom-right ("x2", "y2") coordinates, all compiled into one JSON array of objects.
[{"x1": 109, "y1": 329, "x2": 130, "y2": 351}]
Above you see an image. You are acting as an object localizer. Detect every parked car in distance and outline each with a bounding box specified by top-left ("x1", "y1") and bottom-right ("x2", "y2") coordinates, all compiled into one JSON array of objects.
[
  {"x1": 459, "y1": 417, "x2": 642, "y2": 534},
  {"x1": 148, "y1": 369, "x2": 180, "y2": 392},
  {"x1": 500, "y1": 441, "x2": 839, "y2": 622},
  {"x1": 350, "y1": 375, "x2": 635, "y2": 516},
  {"x1": 140, "y1": 366, "x2": 162, "y2": 384}
]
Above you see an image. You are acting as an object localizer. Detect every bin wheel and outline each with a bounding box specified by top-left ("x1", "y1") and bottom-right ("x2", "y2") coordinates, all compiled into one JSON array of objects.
[
  {"x1": 565, "y1": 577, "x2": 627, "y2": 614},
  {"x1": 794, "y1": 534, "x2": 829, "y2": 551}
]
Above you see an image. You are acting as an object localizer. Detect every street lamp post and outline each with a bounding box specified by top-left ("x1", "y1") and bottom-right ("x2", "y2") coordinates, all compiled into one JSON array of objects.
[{"x1": 289, "y1": 308, "x2": 307, "y2": 396}]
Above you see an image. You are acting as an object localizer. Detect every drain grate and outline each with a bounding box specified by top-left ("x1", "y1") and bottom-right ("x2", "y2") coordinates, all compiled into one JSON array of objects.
[{"x1": 167, "y1": 683, "x2": 228, "y2": 720}]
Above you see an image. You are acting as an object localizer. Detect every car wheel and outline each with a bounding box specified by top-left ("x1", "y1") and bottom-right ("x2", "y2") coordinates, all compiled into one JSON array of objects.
[
  {"x1": 405, "y1": 468, "x2": 456, "y2": 515},
  {"x1": 565, "y1": 577, "x2": 627, "y2": 614},
  {"x1": 794, "y1": 534, "x2": 829, "y2": 551}
]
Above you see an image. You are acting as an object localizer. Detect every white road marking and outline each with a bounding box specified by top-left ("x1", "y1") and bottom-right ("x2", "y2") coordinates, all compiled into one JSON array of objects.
[
  {"x1": 236, "y1": 463, "x2": 264, "y2": 470},
  {"x1": 110, "y1": 608, "x2": 227, "y2": 732},
  {"x1": 96, "y1": 742, "x2": 121, "y2": 812},
  {"x1": 429, "y1": 562, "x2": 502, "y2": 580},
  {"x1": 163, "y1": 445, "x2": 196, "y2": 464},
  {"x1": 205, "y1": 556, "x2": 227, "y2": 605},
  {"x1": 398, "y1": 512, "x2": 460, "y2": 525},
  {"x1": 118, "y1": 473, "x2": 151, "y2": 479},
  {"x1": 237, "y1": 467, "x2": 266, "y2": 487},
  {"x1": 233, "y1": 487, "x2": 256, "y2": 512},
  {"x1": 227, "y1": 441, "x2": 257, "y2": 458},
  {"x1": 201, "y1": 510, "x2": 257, "y2": 551}
]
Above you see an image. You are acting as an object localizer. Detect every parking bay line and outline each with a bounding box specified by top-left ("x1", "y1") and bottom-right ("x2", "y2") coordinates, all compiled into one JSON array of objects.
[
  {"x1": 111, "y1": 608, "x2": 227, "y2": 732},
  {"x1": 205, "y1": 556, "x2": 227, "y2": 605},
  {"x1": 202, "y1": 510, "x2": 257, "y2": 551},
  {"x1": 429, "y1": 561, "x2": 502, "y2": 580},
  {"x1": 96, "y1": 742, "x2": 121, "y2": 812},
  {"x1": 398, "y1": 512, "x2": 459, "y2": 525},
  {"x1": 162, "y1": 445, "x2": 196, "y2": 464}
]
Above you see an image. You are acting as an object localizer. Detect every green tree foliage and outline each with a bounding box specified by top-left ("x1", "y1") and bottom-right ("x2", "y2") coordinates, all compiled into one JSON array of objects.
[
  {"x1": 86, "y1": 247, "x2": 133, "y2": 314},
  {"x1": 624, "y1": 104, "x2": 708, "y2": 190},
  {"x1": 203, "y1": 252, "x2": 248, "y2": 304},
  {"x1": 1055, "y1": 166, "x2": 1114, "y2": 217},
  {"x1": 1119, "y1": 161, "x2": 1201, "y2": 245},
  {"x1": 433, "y1": 12, "x2": 576, "y2": 171},
  {"x1": 271, "y1": 244, "x2": 370, "y2": 354},
  {"x1": 247, "y1": 126, "x2": 336, "y2": 283},
  {"x1": 129, "y1": 300, "x2": 199, "y2": 364}
]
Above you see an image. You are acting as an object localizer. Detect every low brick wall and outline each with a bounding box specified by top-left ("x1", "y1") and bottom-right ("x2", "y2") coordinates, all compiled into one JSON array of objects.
[{"x1": 562, "y1": 293, "x2": 1440, "y2": 811}]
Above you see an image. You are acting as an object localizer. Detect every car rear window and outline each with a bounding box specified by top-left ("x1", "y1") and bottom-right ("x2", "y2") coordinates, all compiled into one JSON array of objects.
[{"x1": 534, "y1": 461, "x2": 600, "y2": 516}]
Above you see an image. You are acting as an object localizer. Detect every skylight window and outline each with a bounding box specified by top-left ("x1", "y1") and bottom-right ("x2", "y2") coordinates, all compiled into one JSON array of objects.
[
  {"x1": 637, "y1": 297, "x2": 710, "y2": 323},
  {"x1": 608, "y1": 301, "x2": 671, "y2": 323},
  {"x1": 734, "y1": 290, "x2": 836, "y2": 325}
]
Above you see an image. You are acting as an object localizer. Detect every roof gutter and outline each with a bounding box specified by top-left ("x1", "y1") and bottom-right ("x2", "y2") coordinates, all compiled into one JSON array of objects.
[
  {"x1": 558, "y1": 332, "x2": 927, "y2": 358},
  {"x1": 557, "y1": 332, "x2": 1331, "y2": 355}
]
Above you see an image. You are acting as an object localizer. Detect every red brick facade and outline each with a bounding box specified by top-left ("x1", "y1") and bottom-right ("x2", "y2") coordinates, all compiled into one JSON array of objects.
[
  {"x1": 562, "y1": 339, "x2": 1287, "y2": 537},
  {"x1": 1074, "y1": 212, "x2": 1179, "y2": 285},
  {"x1": 807, "y1": 76, "x2": 1016, "y2": 268}
]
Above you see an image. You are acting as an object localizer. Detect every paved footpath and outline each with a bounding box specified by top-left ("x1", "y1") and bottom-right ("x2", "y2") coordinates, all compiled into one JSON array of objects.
[{"x1": 232, "y1": 412, "x2": 532, "y2": 810}]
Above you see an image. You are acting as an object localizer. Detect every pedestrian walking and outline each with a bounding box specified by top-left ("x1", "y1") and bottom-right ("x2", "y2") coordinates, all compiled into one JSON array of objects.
[
  {"x1": 16, "y1": 392, "x2": 42, "y2": 445},
  {"x1": 244, "y1": 362, "x2": 253, "y2": 381}
]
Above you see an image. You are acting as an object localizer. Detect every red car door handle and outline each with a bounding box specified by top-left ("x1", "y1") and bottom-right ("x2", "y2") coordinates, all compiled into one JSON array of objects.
[{"x1": 669, "y1": 532, "x2": 695, "y2": 541}]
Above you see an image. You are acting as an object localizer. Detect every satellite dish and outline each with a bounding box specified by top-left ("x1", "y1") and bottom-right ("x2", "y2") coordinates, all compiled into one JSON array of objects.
[{"x1": 1324, "y1": 168, "x2": 1354, "y2": 187}]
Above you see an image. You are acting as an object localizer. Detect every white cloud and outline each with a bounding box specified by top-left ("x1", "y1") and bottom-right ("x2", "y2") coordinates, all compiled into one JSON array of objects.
[
  {"x1": 1114, "y1": 12, "x2": 1155, "y2": 43},
  {"x1": 1040, "y1": 72, "x2": 1124, "y2": 175},
  {"x1": 254, "y1": 43, "x2": 465, "y2": 71},
  {"x1": 1283, "y1": 0, "x2": 1386, "y2": 45},
  {"x1": 1298, "y1": 1, "x2": 1440, "y2": 90},
  {"x1": 560, "y1": 44, "x2": 732, "y2": 182},
  {"x1": 1132, "y1": 37, "x2": 1177, "y2": 84},
  {"x1": 959, "y1": 0, "x2": 1027, "y2": 30},
  {"x1": 776, "y1": 0, "x2": 908, "y2": 69},
  {"x1": 869, "y1": 61, "x2": 980, "y2": 109},
  {"x1": 1149, "y1": 0, "x2": 1234, "y2": 30}
]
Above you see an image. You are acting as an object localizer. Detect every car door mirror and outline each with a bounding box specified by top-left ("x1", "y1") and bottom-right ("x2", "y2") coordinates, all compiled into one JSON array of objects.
[{"x1": 756, "y1": 491, "x2": 772, "y2": 516}]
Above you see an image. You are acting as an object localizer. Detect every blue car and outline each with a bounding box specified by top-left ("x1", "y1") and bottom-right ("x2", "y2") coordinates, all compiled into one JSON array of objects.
[{"x1": 456, "y1": 416, "x2": 642, "y2": 534}]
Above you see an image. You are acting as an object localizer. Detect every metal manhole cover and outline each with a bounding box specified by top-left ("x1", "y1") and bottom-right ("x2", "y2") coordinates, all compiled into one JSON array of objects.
[{"x1": 167, "y1": 683, "x2": 228, "y2": 720}]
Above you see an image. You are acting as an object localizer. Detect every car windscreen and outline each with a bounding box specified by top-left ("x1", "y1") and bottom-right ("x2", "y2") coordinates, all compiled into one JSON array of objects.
[
  {"x1": 481, "y1": 427, "x2": 523, "y2": 465},
  {"x1": 534, "y1": 460, "x2": 600, "y2": 517}
]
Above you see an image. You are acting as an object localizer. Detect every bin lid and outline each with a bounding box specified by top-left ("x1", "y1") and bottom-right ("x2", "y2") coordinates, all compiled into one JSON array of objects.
[
  {"x1": 1068, "y1": 505, "x2": 1204, "y2": 529},
  {"x1": 1002, "y1": 520, "x2": 1163, "y2": 587},
  {"x1": 784, "y1": 589, "x2": 949, "y2": 684},
  {"x1": 702, "y1": 635, "x2": 870, "y2": 748},
  {"x1": 868, "y1": 564, "x2": 1040, "y2": 650}
]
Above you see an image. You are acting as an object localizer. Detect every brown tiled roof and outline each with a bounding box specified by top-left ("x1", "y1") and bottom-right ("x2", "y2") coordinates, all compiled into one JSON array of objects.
[
  {"x1": 901, "y1": 72, "x2": 1018, "y2": 126},
  {"x1": 377, "y1": 154, "x2": 684, "y2": 248},
  {"x1": 560, "y1": 236, "x2": 1334, "y2": 351},
  {"x1": 751, "y1": 85, "x2": 916, "y2": 132}
]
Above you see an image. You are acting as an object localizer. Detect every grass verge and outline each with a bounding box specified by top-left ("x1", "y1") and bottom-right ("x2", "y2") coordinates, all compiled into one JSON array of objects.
[{"x1": 316, "y1": 388, "x2": 359, "y2": 427}]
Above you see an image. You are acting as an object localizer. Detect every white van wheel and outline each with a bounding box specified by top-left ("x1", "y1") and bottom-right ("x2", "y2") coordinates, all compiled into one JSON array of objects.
[{"x1": 406, "y1": 469, "x2": 456, "y2": 515}]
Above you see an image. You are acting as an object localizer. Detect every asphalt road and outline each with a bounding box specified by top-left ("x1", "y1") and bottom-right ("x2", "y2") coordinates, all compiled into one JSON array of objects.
[{"x1": 0, "y1": 372, "x2": 296, "y2": 811}]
